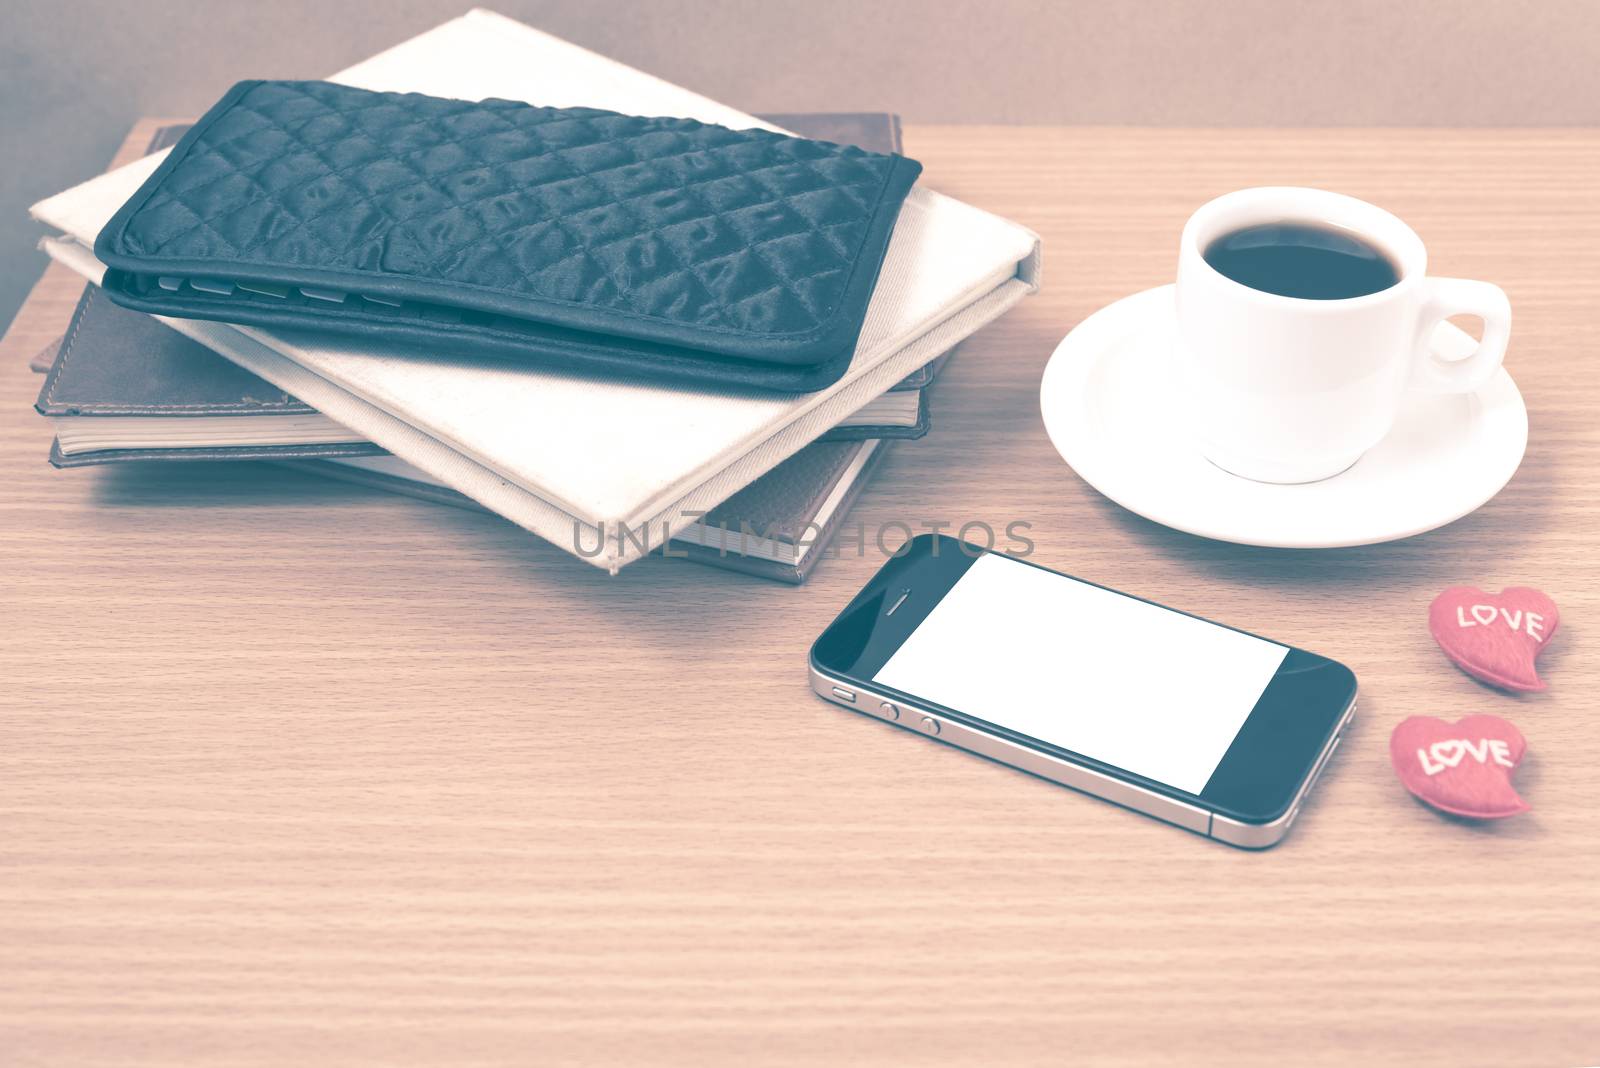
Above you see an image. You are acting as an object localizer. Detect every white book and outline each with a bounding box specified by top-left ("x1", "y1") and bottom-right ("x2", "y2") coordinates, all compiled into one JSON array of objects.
[
  {"x1": 33, "y1": 9, "x2": 1039, "y2": 572},
  {"x1": 324, "y1": 443, "x2": 882, "y2": 570}
]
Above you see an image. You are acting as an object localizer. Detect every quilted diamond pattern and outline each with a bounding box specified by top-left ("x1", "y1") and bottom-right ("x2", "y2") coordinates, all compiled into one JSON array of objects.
[{"x1": 103, "y1": 81, "x2": 915, "y2": 345}]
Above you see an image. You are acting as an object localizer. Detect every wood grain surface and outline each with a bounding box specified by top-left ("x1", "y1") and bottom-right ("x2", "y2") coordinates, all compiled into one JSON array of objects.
[{"x1": 2, "y1": 122, "x2": 1597, "y2": 1067}]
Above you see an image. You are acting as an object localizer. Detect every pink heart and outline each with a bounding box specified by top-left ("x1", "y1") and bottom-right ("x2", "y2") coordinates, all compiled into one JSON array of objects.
[
  {"x1": 1428, "y1": 586, "x2": 1559, "y2": 692},
  {"x1": 1390, "y1": 715, "x2": 1529, "y2": 819}
]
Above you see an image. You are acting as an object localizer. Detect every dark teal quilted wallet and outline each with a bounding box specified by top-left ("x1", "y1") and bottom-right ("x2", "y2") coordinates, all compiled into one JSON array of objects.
[{"x1": 94, "y1": 81, "x2": 922, "y2": 392}]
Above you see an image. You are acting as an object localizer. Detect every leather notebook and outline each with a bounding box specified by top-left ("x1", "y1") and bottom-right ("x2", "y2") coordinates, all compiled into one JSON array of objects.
[
  {"x1": 38, "y1": 275, "x2": 934, "y2": 465},
  {"x1": 26, "y1": 124, "x2": 194, "y2": 375},
  {"x1": 671, "y1": 438, "x2": 889, "y2": 582},
  {"x1": 36, "y1": 285, "x2": 381, "y2": 467},
  {"x1": 93, "y1": 80, "x2": 922, "y2": 393}
]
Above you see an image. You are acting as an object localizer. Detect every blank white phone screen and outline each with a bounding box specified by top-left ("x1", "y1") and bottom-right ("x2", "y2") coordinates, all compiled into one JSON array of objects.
[{"x1": 874, "y1": 553, "x2": 1289, "y2": 795}]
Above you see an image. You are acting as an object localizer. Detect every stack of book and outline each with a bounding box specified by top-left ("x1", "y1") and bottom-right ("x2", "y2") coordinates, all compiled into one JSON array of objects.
[{"x1": 29, "y1": 11, "x2": 1039, "y2": 583}]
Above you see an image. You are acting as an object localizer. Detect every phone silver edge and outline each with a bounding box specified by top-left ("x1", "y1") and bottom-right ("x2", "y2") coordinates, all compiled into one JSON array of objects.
[{"x1": 808, "y1": 663, "x2": 1357, "y2": 849}]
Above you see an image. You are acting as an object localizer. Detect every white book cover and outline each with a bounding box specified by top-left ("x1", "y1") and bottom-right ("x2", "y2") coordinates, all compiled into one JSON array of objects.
[{"x1": 33, "y1": 9, "x2": 1039, "y2": 572}]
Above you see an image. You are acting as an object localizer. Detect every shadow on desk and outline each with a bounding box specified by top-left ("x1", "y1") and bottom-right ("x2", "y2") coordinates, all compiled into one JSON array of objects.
[{"x1": 1080, "y1": 472, "x2": 1553, "y2": 592}]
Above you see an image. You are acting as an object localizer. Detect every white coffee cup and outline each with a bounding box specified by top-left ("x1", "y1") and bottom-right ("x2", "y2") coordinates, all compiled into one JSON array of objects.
[{"x1": 1174, "y1": 186, "x2": 1511, "y2": 484}]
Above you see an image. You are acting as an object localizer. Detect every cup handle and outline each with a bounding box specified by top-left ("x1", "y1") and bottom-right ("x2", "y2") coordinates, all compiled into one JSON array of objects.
[{"x1": 1410, "y1": 277, "x2": 1512, "y2": 394}]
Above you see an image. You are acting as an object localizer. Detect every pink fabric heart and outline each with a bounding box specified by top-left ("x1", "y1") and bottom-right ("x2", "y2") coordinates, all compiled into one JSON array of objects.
[
  {"x1": 1390, "y1": 714, "x2": 1529, "y2": 819},
  {"x1": 1429, "y1": 586, "x2": 1559, "y2": 692}
]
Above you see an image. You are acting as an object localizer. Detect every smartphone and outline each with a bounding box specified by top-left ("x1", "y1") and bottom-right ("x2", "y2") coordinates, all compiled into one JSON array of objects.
[{"x1": 809, "y1": 535, "x2": 1357, "y2": 848}]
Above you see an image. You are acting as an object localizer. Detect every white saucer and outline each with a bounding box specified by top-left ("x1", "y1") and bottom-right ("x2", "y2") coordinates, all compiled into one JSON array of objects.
[{"x1": 1039, "y1": 285, "x2": 1529, "y2": 548}]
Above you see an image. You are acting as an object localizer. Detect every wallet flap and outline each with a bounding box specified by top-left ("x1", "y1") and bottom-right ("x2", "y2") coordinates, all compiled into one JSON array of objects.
[{"x1": 94, "y1": 80, "x2": 922, "y2": 374}]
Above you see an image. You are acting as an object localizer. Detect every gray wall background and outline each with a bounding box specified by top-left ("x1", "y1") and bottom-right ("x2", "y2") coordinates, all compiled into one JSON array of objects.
[{"x1": 4, "y1": 0, "x2": 1597, "y2": 329}]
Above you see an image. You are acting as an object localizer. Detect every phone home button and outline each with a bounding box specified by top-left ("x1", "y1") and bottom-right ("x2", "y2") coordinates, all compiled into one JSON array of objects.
[
  {"x1": 877, "y1": 701, "x2": 900, "y2": 721},
  {"x1": 918, "y1": 716, "x2": 941, "y2": 736}
]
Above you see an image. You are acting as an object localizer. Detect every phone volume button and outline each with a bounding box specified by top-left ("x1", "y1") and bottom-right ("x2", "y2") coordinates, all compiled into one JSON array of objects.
[
  {"x1": 877, "y1": 701, "x2": 900, "y2": 721},
  {"x1": 918, "y1": 716, "x2": 941, "y2": 736}
]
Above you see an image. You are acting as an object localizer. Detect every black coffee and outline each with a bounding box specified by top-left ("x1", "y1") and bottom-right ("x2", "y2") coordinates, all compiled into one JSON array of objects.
[{"x1": 1203, "y1": 222, "x2": 1400, "y2": 300}]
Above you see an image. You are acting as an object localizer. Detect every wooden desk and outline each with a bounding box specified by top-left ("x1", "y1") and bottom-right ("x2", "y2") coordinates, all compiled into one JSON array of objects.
[{"x1": 2, "y1": 123, "x2": 1597, "y2": 1067}]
